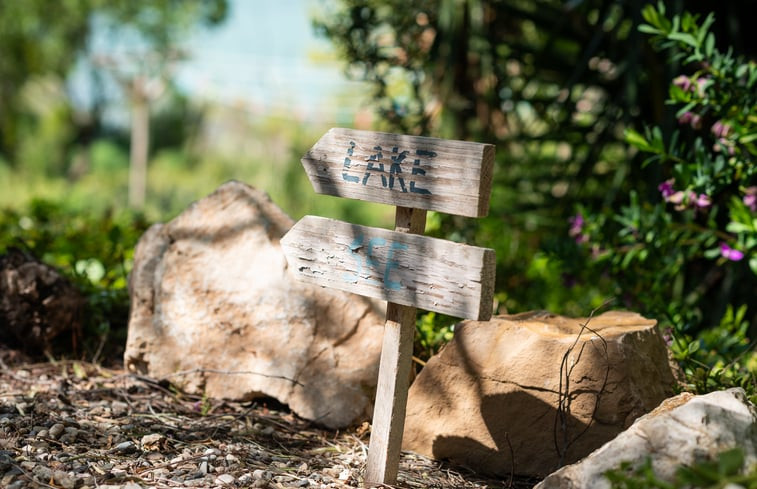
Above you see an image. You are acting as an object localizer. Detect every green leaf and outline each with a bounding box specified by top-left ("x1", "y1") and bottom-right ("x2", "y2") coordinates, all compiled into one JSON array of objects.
[
  {"x1": 625, "y1": 128, "x2": 655, "y2": 152},
  {"x1": 668, "y1": 32, "x2": 699, "y2": 48},
  {"x1": 688, "y1": 340, "x2": 700, "y2": 354},
  {"x1": 638, "y1": 24, "x2": 662, "y2": 35},
  {"x1": 704, "y1": 33, "x2": 715, "y2": 57},
  {"x1": 726, "y1": 222, "x2": 753, "y2": 233},
  {"x1": 717, "y1": 448, "x2": 744, "y2": 476}
]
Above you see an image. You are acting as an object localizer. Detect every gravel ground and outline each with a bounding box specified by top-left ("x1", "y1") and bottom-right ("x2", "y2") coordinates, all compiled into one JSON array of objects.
[{"x1": 0, "y1": 350, "x2": 539, "y2": 489}]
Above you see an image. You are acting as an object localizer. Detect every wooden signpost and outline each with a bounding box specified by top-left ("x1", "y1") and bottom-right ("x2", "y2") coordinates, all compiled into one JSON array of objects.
[{"x1": 281, "y1": 128, "x2": 496, "y2": 486}]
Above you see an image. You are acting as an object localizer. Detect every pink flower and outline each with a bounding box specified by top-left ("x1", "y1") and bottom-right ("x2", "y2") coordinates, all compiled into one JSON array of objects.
[
  {"x1": 673, "y1": 75, "x2": 693, "y2": 92},
  {"x1": 711, "y1": 120, "x2": 731, "y2": 138},
  {"x1": 691, "y1": 192, "x2": 711, "y2": 209},
  {"x1": 744, "y1": 187, "x2": 757, "y2": 212},
  {"x1": 568, "y1": 214, "x2": 588, "y2": 243},
  {"x1": 678, "y1": 112, "x2": 702, "y2": 129},
  {"x1": 720, "y1": 243, "x2": 744, "y2": 261},
  {"x1": 668, "y1": 191, "x2": 686, "y2": 205},
  {"x1": 695, "y1": 77, "x2": 708, "y2": 97}
]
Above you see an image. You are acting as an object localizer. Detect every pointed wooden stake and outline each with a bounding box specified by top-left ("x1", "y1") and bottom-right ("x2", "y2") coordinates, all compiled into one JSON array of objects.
[{"x1": 364, "y1": 207, "x2": 426, "y2": 486}]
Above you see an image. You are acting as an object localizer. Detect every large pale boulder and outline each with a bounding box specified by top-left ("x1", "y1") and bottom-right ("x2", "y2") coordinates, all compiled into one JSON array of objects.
[
  {"x1": 536, "y1": 388, "x2": 757, "y2": 489},
  {"x1": 124, "y1": 181, "x2": 385, "y2": 429},
  {"x1": 402, "y1": 311, "x2": 680, "y2": 478}
]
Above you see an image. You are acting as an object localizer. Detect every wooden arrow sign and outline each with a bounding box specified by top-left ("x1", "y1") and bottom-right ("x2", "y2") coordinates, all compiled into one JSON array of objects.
[
  {"x1": 301, "y1": 128, "x2": 495, "y2": 218},
  {"x1": 281, "y1": 215, "x2": 495, "y2": 321},
  {"x1": 284, "y1": 128, "x2": 496, "y2": 486}
]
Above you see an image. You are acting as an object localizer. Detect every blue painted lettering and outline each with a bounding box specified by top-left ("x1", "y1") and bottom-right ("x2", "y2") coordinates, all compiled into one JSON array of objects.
[
  {"x1": 342, "y1": 141, "x2": 359, "y2": 183},
  {"x1": 340, "y1": 143, "x2": 435, "y2": 195},
  {"x1": 343, "y1": 233, "x2": 407, "y2": 291}
]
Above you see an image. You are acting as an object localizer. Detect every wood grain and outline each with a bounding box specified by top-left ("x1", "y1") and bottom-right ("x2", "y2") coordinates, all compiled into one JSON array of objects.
[
  {"x1": 364, "y1": 207, "x2": 425, "y2": 486},
  {"x1": 301, "y1": 128, "x2": 495, "y2": 218},
  {"x1": 280, "y1": 215, "x2": 495, "y2": 321}
]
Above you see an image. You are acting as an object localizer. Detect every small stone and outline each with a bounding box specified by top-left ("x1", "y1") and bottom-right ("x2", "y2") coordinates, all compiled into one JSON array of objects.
[
  {"x1": 199, "y1": 461, "x2": 208, "y2": 475},
  {"x1": 252, "y1": 469, "x2": 267, "y2": 480},
  {"x1": 53, "y1": 470, "x2": 76, "y2": 489},
  {"x1": 141, "y1": 433, "x2": 164, "y2": 450},
  {"x1": 32, "y1": 464, "x2": 53, "y2": 481},
  {"x1": 251, "y1": 480, "x2": 269, "y2": 489},
  {"x1": 238, "y1": 473, "x2": 253, "y2": 484},
  {"x1": 35, "y1": 429, "x2": 49, "y2": 439},
  {"x1": 114, "y1": 441, "x2": 137, "y2": 454},
  {"x1": 48, "y1": 423, "x2": 65, "y2": 439},
  {"x1": 215, "y1": 473, "x2": 235, "y2": 485},
  {"x1": 225, "y1": 453, "x2": 239, "y2": 465}
]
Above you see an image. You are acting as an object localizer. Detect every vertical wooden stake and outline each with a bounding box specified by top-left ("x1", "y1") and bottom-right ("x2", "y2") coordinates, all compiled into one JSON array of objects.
[{"x1": 365, "y1": 207, "x2": 426, "y2": 486}]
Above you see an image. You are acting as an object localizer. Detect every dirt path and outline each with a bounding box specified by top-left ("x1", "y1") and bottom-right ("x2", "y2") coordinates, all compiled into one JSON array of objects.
[{"x1": 0, "y1": 351, "x2": 537, "y2": 489}]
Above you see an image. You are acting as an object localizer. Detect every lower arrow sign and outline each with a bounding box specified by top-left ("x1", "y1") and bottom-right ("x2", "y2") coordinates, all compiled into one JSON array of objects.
[{"x1": 280, "y1": 215, "x2": 495, "y2": 321}]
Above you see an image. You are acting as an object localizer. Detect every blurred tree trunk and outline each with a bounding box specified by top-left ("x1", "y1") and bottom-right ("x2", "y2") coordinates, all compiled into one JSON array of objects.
[{"x1": 128, "y1": 80, "x2": 150, "y2": 210}]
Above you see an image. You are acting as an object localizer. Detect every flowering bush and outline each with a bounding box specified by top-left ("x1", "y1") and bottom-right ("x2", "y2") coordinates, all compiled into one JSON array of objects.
[{"x1": 568, "y1": 3, "x2": 756, "y2": 397}]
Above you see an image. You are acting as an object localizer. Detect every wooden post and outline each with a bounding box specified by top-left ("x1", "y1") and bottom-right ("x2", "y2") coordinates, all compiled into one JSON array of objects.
[
  {"x1": 364, "y1": 207, "x2": 425, "y2": 485},
  {"x1": 281, "y1": 128, "x2": 496, "y2": 486}
]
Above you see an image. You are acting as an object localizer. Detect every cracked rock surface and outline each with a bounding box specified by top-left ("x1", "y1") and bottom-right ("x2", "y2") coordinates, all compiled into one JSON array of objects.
[
  {"x1": 124, "y1": 181, "x2": 385, "y2": 429},
  {"x1": 402, "y1": 310, "x2": 681, "y2": 478}
]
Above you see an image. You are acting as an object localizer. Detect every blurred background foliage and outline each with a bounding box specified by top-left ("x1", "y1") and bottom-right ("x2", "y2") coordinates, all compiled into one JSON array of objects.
[{"x1": 0, "y1": 0, "x2": 754, "y2": 397}]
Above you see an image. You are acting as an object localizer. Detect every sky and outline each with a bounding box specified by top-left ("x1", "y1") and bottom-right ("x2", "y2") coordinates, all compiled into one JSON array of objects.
[
  {"x1": 72, "y1": 0, "x2": 368, "y2": 126},
  {"x1": 174, "y1": 0, "x2": 367, "y2": 123}
]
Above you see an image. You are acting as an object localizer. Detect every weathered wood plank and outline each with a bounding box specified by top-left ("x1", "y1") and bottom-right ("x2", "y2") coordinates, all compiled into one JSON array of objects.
[
  {"x1": 301, "y1": 128, "x2": 495, "y2": 218},
  {"x1": 365, "y1": 302, "x2": 416, "y2": 485},
  {"x1": 280, "y1": 215, "x2": 495, "y2": 321}
]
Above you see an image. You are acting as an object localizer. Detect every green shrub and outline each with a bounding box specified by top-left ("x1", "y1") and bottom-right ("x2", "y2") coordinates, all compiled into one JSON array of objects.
[
  {"x1": 605, "y1": 448, "x2": 757, "y2": 489},
  {"x1": 566, "y1": 2, "x2": 756, "y2": 400},
  {"x1": 0, "y1": 199, "x2": 150, "y2": 362}
]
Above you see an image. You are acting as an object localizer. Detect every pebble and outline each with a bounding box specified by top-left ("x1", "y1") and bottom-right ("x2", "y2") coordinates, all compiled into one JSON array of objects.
[
  {"x1": 216, "y1": 473, "x2": 236, "y2": 485},
  {"x1": 199, "y1": 460, "x2": 209, "y2": 475},
  {"x1": 114, "y1": 441, "x2": 137, "y2": 454},
  {"x1": 141, "y1": 433, "x2": 164, "y2": 449},
  {"x1": 32, "y1": 464, "x2": 53, "y2": 481},
  {"x1": 53, "y1": 470, "x2": 76, "y2": 489},
  {"x1": 49, "y1": 423, "x2": 65, "y2": 439}
]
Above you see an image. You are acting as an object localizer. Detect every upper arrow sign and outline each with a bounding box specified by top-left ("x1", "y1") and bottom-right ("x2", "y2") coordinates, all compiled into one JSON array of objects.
[{"x1": 301, "y1": 128, "x2": 495, "y2": 218}]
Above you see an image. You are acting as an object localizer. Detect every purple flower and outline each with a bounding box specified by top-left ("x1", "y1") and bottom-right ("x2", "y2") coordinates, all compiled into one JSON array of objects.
[
  {"x1": 711, "y1": 120, "x2": 731, "y2": 138},
  {"x1": 720, "y1": 243, "x2": 744, "y2": 261},
  {"x1": 678, "y1": 111, "x2": 702, "y2": 129},
  {"x1": 673, "y1": 75, "x2": 693, "y2": 92},
  {"x1": 569, "y1": 214, "x2": 583, "y2": 234},
  {"x1": 658, "y1": 179, "x2": 675, "y2": 199},
  {"x1": 568, "y1": 214, "x2": 588, "y2": 244},
  {"x1": 744, "y1": 187, "x2": 757, "y2": 212}
]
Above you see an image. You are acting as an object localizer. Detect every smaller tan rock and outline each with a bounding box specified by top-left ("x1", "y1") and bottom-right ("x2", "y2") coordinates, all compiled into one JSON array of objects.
[{"x1": 402, "y1": 311, "x2": 680, "y2": 478}]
